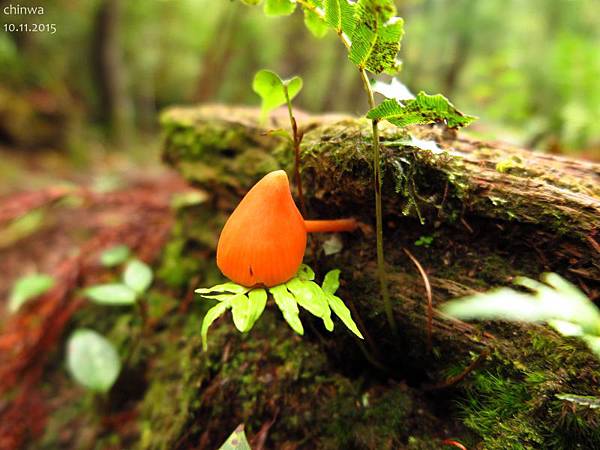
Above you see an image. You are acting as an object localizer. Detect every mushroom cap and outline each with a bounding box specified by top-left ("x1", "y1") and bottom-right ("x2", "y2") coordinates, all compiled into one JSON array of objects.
[{"x1": 216, "y1": 170, "x2": 307, "y2": 287}]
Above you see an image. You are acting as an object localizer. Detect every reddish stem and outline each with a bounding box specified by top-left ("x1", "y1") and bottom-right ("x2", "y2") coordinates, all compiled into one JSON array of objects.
[{"x1": 304, "y1": 218, "x2": 358, "y2": 233}]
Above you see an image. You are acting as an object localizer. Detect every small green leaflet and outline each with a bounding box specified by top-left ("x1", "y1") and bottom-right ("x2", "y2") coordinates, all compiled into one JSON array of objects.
[
  {"x1": 287, "y1": 278, "x2": 334, "y2": 331},
  {"x1": 348, "y1": 0, "x2": 403, "y2": 74},
  {"x1": 218, "y1": 424, "x2": 252, "y2": 450},
  {"x1": 196, "y1": 266, "x2": 364, "y2": 346},
  {"x1": 270, "y1": 284, "x2": 304, "y2": 335},
  {"x1": 100, "y1": 244, "x2": 130, "y2": 267},
  {"x1": 264, "y1": 0, "x2": 296, "y2": 16},
  {"x1": 9, "y1": 273, "x2": 54, "y2": 313},
  {"x1": 441, "y1": 273, "x2": 600, "y2": 358},
  {"x1": 252, "y1": 69, "x2": 303, "y2": 122},
  {"x1": 123, "y1": 259, "x2": 153, "y2": 294},
  {"x1": 324, "y1": 0, "x2": 356, "y2": 36},
  {"x1": 366, "y1": 92, "x2": 477, "y2": 129},
  {"x1": 66, "y1": 329, "x2": 121, "y2": 392},
  {"x1": 84, "y1": 283, "x2": 137, "y2": 305},
  {"x1": 201, "y1": 301, "x2": 230, "y2": 351}
]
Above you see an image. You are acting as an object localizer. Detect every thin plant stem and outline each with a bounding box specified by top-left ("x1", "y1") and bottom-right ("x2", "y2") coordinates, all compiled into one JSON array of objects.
[
  {"x1": 283, "y1": 85, "x2": 307, "y2": 217},
  {"x1": 296, "y1": 0, "x2": 396, "y2": 333},
  {"x1": 359, "y1": 69, "x2": 396, "y2": 334}
]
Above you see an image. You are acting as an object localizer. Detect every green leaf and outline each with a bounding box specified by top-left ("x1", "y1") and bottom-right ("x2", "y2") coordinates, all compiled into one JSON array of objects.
[
  {"x1": 100, "y1": 245, "x2": 130, "y2": 267},
  {"x1": 324, "y1": 0, "x2": 356, "y2": 36},
  {"x1": 326, "y1": 293, "x2": 364, "y2": 339},
  {"x1": 218, "y1": 424, "x2": 252, "y2": 450},
  {"x1": 286, "y1": 278, "x2": 334, "y2": 331},
  {"x1": 321, "y1": 270, "x2": 363, "y2": 338},
  {"x1": 240, "y1": 0, "x2": 262, "y2": 5},
  {"x1": 304, "y1": 8, "x2": 329, "y2": 38},
  {"x1": 270, "y1": 284, "x2": 304, "y2": 335},
  {"x1": 441, "y1": 273, "x2": 600, "y2": 336},
  {"x1": 230, "y1": 294, "x2": 252, "y2": 332},
  {"x1": 297, "y1": 264, "x2": 316, "y2": 281},
  {"x1": 252, "y1": 69, "x2": 303, "y2": 122},
  {"x1": 201, "y1": 301, "x2": 230, "y2": 351},
  {"x1": 366, "y1": 92, "x2": 477, "y2": 129},
  {"x1": 66, "y1": 329, "x2": 121, "y2": 392},
  {"x1": 348, "y1": 0, "x2": 403, "y2": 74},
  {"x1": 248, "y1": 288, "x2": 268, "y2": 328},
  {"x1": 322, "y1": 269, "x2": 341, "y2": 294},
  {"x1": 195, "y1": 282, "x2": 249, "y2": 296},
  {"x1": 9, "y1": 273, "x2": 54, "y2": 313},
  {"x1": 264, "y1": 0, "x2": 296, "y2": 16},
  {"x1": 84, "y1": 283, "x2": 137, "y2": 305},
  {"x1": 123, "y1": 259, "x2": 153, "y2": 294}
]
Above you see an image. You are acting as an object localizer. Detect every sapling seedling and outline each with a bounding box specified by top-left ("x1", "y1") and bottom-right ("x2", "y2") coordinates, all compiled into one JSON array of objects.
[
  {"x1": 196, "y1": 170, "x2": 363, "y2": 350},
  {"x1": 253, "y1": 69, "x2": 307, "y2": 215},
  {"x1": 240, "y1": 0, "x2": 476, "y2": 335}
]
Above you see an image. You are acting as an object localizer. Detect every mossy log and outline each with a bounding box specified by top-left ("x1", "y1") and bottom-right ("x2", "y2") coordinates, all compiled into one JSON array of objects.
[{"x1": 158, "y1": 104, "x2": 600, "y2": 449}]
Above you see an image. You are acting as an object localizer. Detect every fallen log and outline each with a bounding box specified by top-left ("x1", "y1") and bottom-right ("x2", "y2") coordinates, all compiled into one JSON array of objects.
[{"x1": 158, "y1": 104, "x2": 600, "y2": 449}]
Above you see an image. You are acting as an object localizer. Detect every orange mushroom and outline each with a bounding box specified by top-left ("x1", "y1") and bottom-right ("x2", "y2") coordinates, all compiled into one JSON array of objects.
[{"x1": 216, "y1": 170, "x2": 357, "y2": 287}]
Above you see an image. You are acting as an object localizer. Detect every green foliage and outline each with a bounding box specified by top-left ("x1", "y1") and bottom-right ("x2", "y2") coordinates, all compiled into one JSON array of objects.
[
  {"x1": 9, "y1": 273, "x2": 54, "y2": 313},
  {"x1": 414, "y1": 235, "x2": 434, "y2": 247},
  {"x1": 84, "y1": 284, "x2": 137, "y2": 305},
  {"x1": 252, "y1": 69, "x2": 303, "y2": 122},
  {"x1": 218, "y1": 424, "x2": 252, "y2": 450},
  {"x1": 100, "y1": 245, "x2": 131, "y2": 267},
  {"x1": 264, "y1": 0, "x2": 296, "y2": 16},
  {"x1": 304, "y1": 7, "x2": 329, "y2": 38},
  {"x1": 123, "y1": 259, "x2": 153, "y2": 294},
  {"x1": 442, "y1": 273, "x2": 600, "y2": 358},
  {"x1": 324, "y1": 0, "x2": 356, "y2": 36},
  {"x1": 196, "y1": 264, "x2": 363, "y2": 350},
  {"x1": 348, "y1": 0, "x2": 403, "y2": 74},
  {"x1": 366, "y1": 92, "x2": 477, "y2": 128},
  {"x1": 66, "y1": 329, "x2": 121, "y2": 393}
]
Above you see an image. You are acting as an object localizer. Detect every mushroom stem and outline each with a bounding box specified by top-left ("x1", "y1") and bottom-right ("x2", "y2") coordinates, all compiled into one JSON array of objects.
[{"x1": 304, "y1": 218, "x2": 358, "y2": 233}]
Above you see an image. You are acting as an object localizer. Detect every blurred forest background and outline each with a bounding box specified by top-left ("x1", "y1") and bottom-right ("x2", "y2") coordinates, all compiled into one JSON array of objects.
[{"x1": 1, "y1": 0, "x2": 599, "y2": 195}]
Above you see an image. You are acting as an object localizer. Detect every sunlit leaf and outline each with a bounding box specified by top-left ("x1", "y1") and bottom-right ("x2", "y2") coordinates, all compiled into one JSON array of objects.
[
  {"x1": 66, "y1": 329, "x2": 121, "y2": 392},
  {"x1": 264, "y1": 0, "x2": 296, "y2": 16},
  {"x1": 9, "y1": 273, "x2": 54, "y2": 313},
  {"x1": 297, "y1": 264, "x2": 315, "y2": 281},
  {"x1": 326, "y1": 293, "x2": 364, "y2": 339},
  {"x1": 287, "y1": 278, "x2": 334, "y2": 331},
  {"x1": 441, "y1": 273, "x2": 600, "y2": 345},
  {"x1": 322, "y1": 269, "x2": 341, "y2": 294},
  {"x1": 248, "y1": 288, "x2": 268, "y2": 328},
  {"x1": 270, "y1": 284, "x2": 304, "y2": 335},
  {"x1": 304, "y1": 7, "x2": 329, "y2": 38},
  {"x1": 348, "y1": 0, "x2": 403, "y2": 74},
  {"x1": 231, "y1": 294, "x2": 252, "y2": 332},
  {"x1": 195, "y1": 282, "x2": 249, "y2": 295},
  {"x1": 366, "y1": 92, "x2": 476, "y2": 128},
  {"x1": 84, "y1": 283, "x2": 137, "y2": 305},
  {"x1": 123, "y1": 259, "x2": 153, "y2": 294},
  {"x1": 324, "y1": 0, "x2": 356, "y2": 36},
  {"x1": 240, "y1": 0, "x2": 262, "y2": 5},
  {"x1": 202, "y1": 301, "x2": 230, "y2": 351},
  {"x1": 218, "y1": 424, "x2": 252, "y2": 450},
  {"x1": 253, "y1": 69, "x2": 303, "y2": 122}
]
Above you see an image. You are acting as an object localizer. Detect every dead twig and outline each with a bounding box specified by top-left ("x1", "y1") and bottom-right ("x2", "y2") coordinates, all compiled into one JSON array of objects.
[{"x1": 403, "y1": 248, "x2": 433, "y2": 351}]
